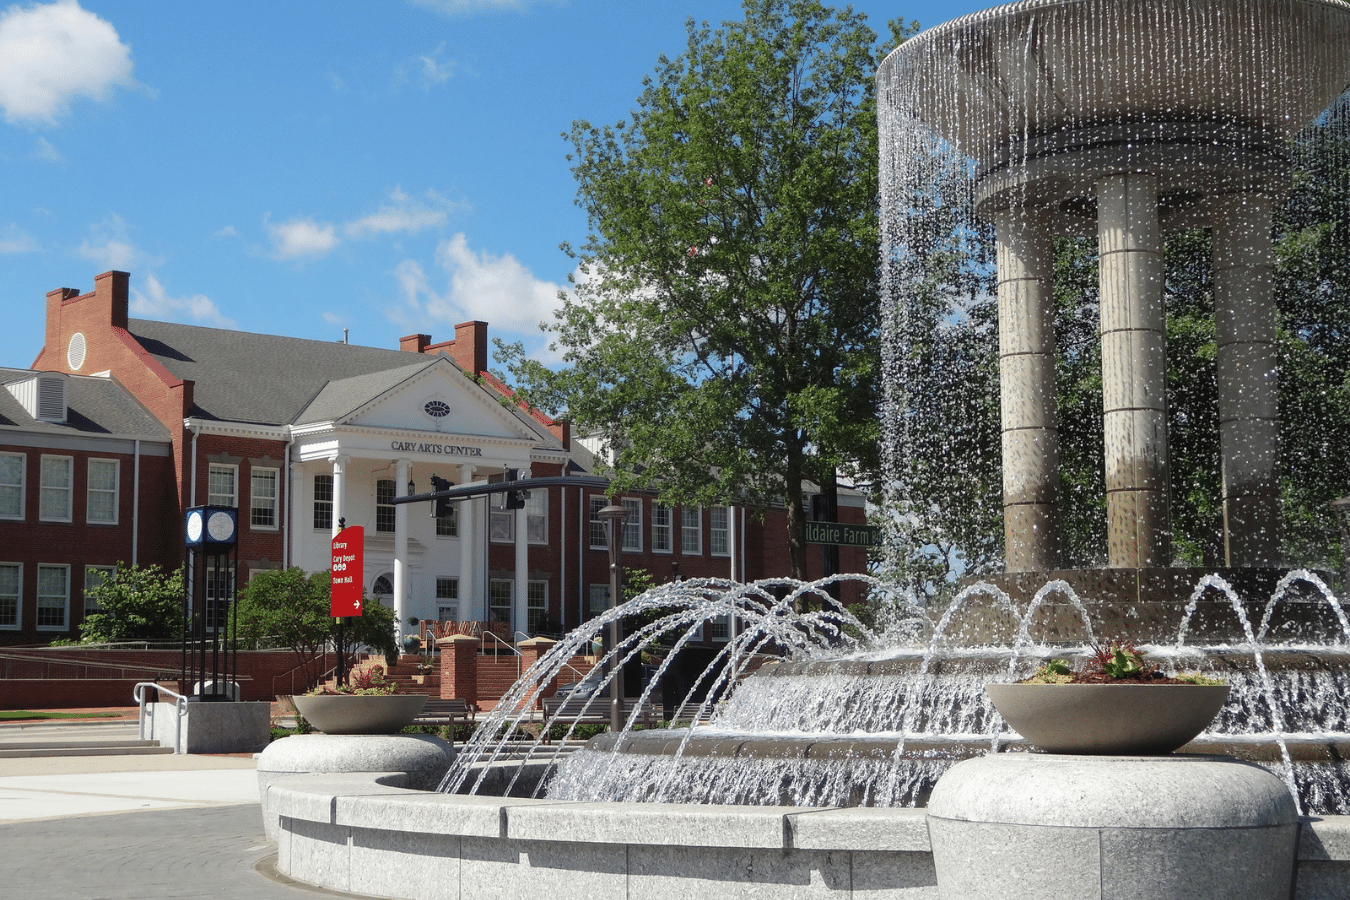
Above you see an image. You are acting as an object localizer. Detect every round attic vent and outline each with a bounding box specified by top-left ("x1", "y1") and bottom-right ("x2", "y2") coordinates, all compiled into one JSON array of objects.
[
  {"x1": 424, "y1": 399, "x2": 451, "y2": 419},
  {"x1": 67, "y1": 332, "x2": 87, "y2": 370}
]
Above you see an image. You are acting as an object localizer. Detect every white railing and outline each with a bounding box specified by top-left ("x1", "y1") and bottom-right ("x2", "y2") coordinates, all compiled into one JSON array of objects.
[{"x1": 133, "y1": 682, "x2": 189, "y2": 754}]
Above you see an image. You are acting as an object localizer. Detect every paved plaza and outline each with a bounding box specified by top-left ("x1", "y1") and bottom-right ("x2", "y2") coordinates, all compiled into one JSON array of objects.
[{"x1": 0, "y1": 717, "x2": 357, "y2": 899}]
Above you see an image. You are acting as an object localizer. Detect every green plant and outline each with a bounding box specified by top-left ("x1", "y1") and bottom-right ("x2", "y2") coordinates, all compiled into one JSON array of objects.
[
  {"x1": 1092, "y1": 641, "x2": 1149, "y2": 678},
  {"x1": 1026, "y1": 659, "x2": 1073, "y2": 684},
  {"x1": 1175, "y1": 672, "x2": 1225, "y2": 686}
]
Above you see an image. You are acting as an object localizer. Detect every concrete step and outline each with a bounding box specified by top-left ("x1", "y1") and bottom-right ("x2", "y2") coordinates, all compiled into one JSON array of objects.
[{"x1": 0, "y1": 739, "x2": 174, "y2": 758}]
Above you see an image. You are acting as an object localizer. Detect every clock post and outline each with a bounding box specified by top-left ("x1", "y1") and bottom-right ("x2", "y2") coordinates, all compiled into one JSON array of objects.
[{"x1": 183, "y1": 505, "x2": 240, "y2": 701}]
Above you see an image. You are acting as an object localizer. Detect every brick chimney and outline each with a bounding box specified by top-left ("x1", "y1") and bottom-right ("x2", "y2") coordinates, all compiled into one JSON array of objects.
[
  {"x1": 399, "y1": 333, "x2": 432, "y2": 353},
  {"x1": 451, "y1": 321, "x2": 488, "y2": 375}
]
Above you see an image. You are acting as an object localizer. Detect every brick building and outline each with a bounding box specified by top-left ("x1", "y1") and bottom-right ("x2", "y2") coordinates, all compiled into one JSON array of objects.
[{"x1": 8, "y1": 270, "x2": 870, "y2": 646}]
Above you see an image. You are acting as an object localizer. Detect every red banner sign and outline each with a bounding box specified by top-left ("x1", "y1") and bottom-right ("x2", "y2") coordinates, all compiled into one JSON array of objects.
[{"x1": 331, "y1": 526, "x2": 364, "y2": 617}]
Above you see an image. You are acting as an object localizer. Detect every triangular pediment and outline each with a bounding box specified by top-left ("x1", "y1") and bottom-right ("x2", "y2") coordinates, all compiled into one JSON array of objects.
[{"x1": 298, "y1": 356, "x2": 549, "y2": 444}]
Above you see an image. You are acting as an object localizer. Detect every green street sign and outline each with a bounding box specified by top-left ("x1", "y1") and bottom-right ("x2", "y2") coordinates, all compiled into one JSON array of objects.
[{"x1": 804, "y1": 521, "x2": 881, "y2": 548}]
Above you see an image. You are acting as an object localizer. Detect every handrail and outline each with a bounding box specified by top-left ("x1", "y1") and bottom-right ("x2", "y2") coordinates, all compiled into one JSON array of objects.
[
  {"x1": 0, "y1": 649, "x2": 179, "y2": 682},
  {"x1": 134, "y1": 682, "x2": 189, "y2": 754},
  {"x1": 479, "y1": 630, "x2": 522, "y2": 679}
]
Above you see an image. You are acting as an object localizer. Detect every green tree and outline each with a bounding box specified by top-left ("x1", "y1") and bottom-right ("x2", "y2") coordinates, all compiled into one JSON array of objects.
[
  {"x1": 498, "y1": 0, "x2": 917, "y2": 580},
  {"x1": 77, "y1": 562, "x2": 184, "y2": 643},
  {"x1": 234, "y1": 567, "x2": 397, "y2": 691}
]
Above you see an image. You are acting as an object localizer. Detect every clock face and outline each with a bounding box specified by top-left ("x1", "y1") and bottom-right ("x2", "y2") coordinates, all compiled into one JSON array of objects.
[
  {"x1": 207, "y1": 510, "x2": 236, "y2": 542},
  {"x1": 186, "y1": 510, "x2": 203, "y2": 542}
]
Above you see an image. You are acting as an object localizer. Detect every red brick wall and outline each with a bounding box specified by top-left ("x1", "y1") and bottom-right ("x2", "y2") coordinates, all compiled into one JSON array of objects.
[{"x1": 0, "y1": 650, "x2": 304, "y2": 704}]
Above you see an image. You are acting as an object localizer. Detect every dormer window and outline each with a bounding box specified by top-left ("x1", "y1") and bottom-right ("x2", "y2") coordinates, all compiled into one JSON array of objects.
[{"x1": 5, "y1": 372, "x2": 69, "y2": 423}]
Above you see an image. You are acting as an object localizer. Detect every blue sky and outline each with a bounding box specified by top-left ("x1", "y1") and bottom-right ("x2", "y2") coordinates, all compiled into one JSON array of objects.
[{"x1": 0, "y1": 0, "x2": 985, "y2": 373}]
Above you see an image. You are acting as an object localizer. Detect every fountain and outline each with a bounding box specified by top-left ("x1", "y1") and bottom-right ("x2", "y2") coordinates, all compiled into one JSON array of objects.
[{"x1": 258, "y1": 2, "x2": 1350, "y2": 898}]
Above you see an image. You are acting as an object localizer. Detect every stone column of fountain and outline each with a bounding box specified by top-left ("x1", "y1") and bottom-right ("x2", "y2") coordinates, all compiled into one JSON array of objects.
[{"x1": 880, "y1": 0, "x2": 1350, "y2": 644}]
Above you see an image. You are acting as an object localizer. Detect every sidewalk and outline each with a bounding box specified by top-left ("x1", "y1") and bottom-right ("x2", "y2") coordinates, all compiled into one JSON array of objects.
[{"x1": 0, "y1": 712, "x2": 359, "y2": 898}]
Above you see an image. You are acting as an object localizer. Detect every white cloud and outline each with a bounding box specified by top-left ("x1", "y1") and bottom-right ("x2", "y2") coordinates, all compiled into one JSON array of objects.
[
  {"x1": 0, "y1": 224, "x2": 38, "y2": 254},
  {"x1": 0, "y1": 0, "x2": 137, "y2": 126},
  {"x1": 212, "y1": 224, "x2": 239, "y2": 239},
  {"x1": 417, "y1": 43, "x2": 455, "y2": 87},
  {"x1": 395, "y1": 233, "x2": 564, "y2": 339},
  {"x1": 264, "y1": 213, "x2": 339, "y2": 260},
  {"x1": 77, "y1": 213, "x2": 161, "y2": 270},
  {"x1": 129, "y1": 273, "x2": 235, "y2": 328},
  {"x1": 31, "y1": 136, "x2": 60, "y2": 160},
  {"x1": 344, "y1": 187, "x2": 458, "y2": 239}
]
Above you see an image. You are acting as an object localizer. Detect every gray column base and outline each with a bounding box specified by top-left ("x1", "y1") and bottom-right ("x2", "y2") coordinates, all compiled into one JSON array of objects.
[{"x1": 928, "y1": 754, "x2": 1298, "y2": 900}]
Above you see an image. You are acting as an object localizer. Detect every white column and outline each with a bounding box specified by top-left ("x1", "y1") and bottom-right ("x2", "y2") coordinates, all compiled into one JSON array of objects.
[
  {"x1": 514, "y1": 465, "x2": 530, "y2": 636},
  {"x1": 995, "y1": 208, "x2": 1059, "y2": 572},
  {"x1": 330, "y1": 454, "x2": 350, "y2": 538},
  {"x1": 459, "y1": 463, "x2": 477, "y2": 620},
  {"x1": 1212, "y1": 192, "x2": 1280, "y2": 567},
  {"x1": 290, "y1": 462, "x2": 305, "y2": 569},
  {"x1": 394, "y1": 458, "x2": 410, "y2": 639},
  {"x1": 1097, "y1": 173, "x2": 1170, "y2": 568}
]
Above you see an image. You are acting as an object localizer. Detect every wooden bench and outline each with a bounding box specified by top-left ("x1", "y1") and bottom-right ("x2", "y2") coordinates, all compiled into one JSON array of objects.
[
  {"x1": 541, "y1": 696, "x2": 661, "y2": 740},
  {"x1": 412, "y1": 698, "x2": 476, "y2": 733}
]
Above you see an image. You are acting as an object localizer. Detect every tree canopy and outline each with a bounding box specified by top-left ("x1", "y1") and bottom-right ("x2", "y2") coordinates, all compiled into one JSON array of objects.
[
  {"x1": 498, "y1": 0, "x2": 916, "y2": 579},
  {"x1": 234, "y1": 567, "x2": 397, "y2": 691},
  {"x1": 76, "y1": 562, "x2": 184, "y2": 644}
]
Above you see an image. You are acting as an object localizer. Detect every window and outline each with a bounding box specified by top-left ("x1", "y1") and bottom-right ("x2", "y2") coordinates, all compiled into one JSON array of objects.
[
  {"x1": 436, "y1": 578, "x2": 458, "y2": 623},
  {"x1": 208, "y1": 464, "x2": 237, "y2": 508},
  {"x1": 681, "y1": 506, "x2": 702, "y2": 554},
  {"x1": 372, "y1": 575, "x2": 393, "y2": 605},
  {"x1": 489, "y1": 502, "x2": 513, "y2": 542},
  {"x1": 251, "y1": 468, "x2": 279, "y2": 529},
  {"x1": 526, "y1": 491, "x2": 547, "y2": 544},
  {"x1": 39, "y1": 455, "x2": 72, "y2": 522},
  {"x1": 37, "y1": 564, "x2": 69, "y2": 630},
  {"x1": 203, "y1": 562, "x2": 234, "y2": 632},
  {"x1": 588, "y1": 583, "x2": 609, "y2": 617},
  {"x1": 710, "y1": 506, "x2": 730, "y2": 556},
  {"x1": 709, "y1": 614, "x2": 731, "y2": 642},
  {"x1": 488, "y1": 579, "x2": 513, "y2": 628},
  {"x1": 527, "y1": 581, "x2": 548, "y2": 633},
  {"x1": 0, "y1": 563, "x2": 19, "y2": 628},
  {"x1": 621, "y1": 497, "x2": 642, "y2": 551},
  {"x1": 376, "y1": 479, "x2": 396, "y2": 533},
  {"x1": 588, "y1": 496, "x2": 608, "y2": 549},
  {"x1": 0, "y1": 453, "x2": 23, "y2": 520},
  {"x1": 652, "y1": 504, "x2": 672, "y2": 553},
  {"x1": 84, "y1": 565, "x2": 115, "y2": 616},
  {"x1": 435, "y1": 504, "x2": 458, "y2": 538},
  {"x1": 313, "y1": 474, "x2": 333, "y2": 530},
  {"x1": 85, "y1": 459, "x2": 119, "y2": 524}
]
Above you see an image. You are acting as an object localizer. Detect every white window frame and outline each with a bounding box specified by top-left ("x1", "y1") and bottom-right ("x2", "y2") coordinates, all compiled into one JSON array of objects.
[
  {"x1": 0, "y1": 562, "x2": 20, "y2": 629},
  {"x1": 488, "y1": 579, "x2": 514, "y2": 627},
  {"x1": 588, "y1": 496, "x2": 608, "y2": 549},
  {"x1": 313, "y1": 474, "x2": 334, "y2": 531},
  {"x1": 435, "y1": 504, "x2": 458, "y2": 538},
  {"x1": 250, "y1": 467, "x2": 279, "y2": 530},
  {"x1": 375, "y1": 479, "x2": 397, "y2": 534},
  {"x1": 681, "y1": 505, "x2": 702, "y2": 555},
  {"x1": 39, "y1": 455, "x2": 73, "y2": 523},
  {"x1": 36, "y1": 563, "x2": 69, "y2": 631},
  {"x1": 83, "y1": 564, "x2": 115, "y2": 617},
  {"x1": 710, "y1": 506, "x2": 730, "y2": 557},
  {"x1": 526, "y1": 491, "x2": 548, "y2": 545},
  {"x1": 436, "y1": 577, "x2": 459, "y2": 623},
  {"x1": 489, "y1": 503, "x2": 514, "y2": 543},
  {"x1": 85, "y1": 458, "x2": 119, "y2": 525},
  {"x1": 208, "y1": 463, "x2": 238, "y2": 508},
  {"x1": 527, "y1": 580, "x2": 548, "y2": 632},
  {"x1": 0, "y1": 452, "x2": 24, "y2": 521},
  {"x1": 621, "y1": 497, "x2": 642, "y2": 552},
  {"x1": 652, "y1": 503, "x2": 672, "y2": 554}
]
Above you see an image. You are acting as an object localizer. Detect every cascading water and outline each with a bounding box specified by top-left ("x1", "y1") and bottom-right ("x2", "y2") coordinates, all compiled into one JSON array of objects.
[{"x1": 439, "y1": 570, "x2": 1350, "y2": 814}]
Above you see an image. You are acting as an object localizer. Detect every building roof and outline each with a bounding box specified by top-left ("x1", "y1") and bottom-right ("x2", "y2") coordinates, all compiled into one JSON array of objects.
[
  {"x1": 0, "y1": 368, "x2": 170, "y2": 440},
  {"x1": 129, "y1": 319, "x2": 458, "y2": 426}
]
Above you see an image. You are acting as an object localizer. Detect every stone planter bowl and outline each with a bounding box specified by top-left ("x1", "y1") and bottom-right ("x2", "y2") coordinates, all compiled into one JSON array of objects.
[
  {"x1": 291, "y1": 693, "x2": 427, "y2": 735},
  {"x1": 986, "y1": 682, "x2": 1229, "y2": 755}
]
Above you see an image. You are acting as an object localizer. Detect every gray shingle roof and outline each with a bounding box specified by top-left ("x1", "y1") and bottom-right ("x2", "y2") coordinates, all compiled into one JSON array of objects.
[
  {"x1": 293, "y1": 360, "x2": 440, "y2": 425},
  {"x1": 0, "y1": 368, "x2": 170, "y2": 440},
  {"x1": 129, "y1": 319, "x2": 457, "y2": 426}
]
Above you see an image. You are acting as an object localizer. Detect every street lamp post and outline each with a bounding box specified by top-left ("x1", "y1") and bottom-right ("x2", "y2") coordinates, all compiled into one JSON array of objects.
[{"x1": 598, "y1": 502, "x2": 630, "y2": 732}]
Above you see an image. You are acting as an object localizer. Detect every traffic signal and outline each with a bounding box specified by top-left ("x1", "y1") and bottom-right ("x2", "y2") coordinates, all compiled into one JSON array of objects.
[{"x1": 429, "y1": 474, "x2": 454, "y2": 519}]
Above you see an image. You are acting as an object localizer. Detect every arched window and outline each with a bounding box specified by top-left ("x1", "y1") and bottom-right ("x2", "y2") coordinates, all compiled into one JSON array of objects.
[{"x1": 371, "y1": 574, "x2": 393, "y2": 605}]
